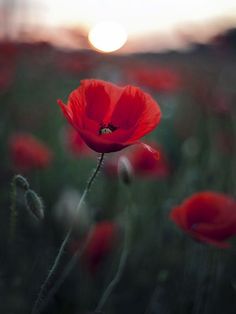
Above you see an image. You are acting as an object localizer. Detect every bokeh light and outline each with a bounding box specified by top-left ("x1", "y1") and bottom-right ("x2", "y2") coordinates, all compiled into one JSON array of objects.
[{"x1": 88, "y1": 21, "x2": 127, "y2": 53}]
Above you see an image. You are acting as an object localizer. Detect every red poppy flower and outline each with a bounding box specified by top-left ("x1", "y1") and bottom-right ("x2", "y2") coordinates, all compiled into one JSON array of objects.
[
  {"x1": 83, "y1": 221, "x2": 119, "y2": 273},
  {"x1": 9, "y1": 133, "x2": 53, "y2": 172},
  {"x1": 57, "y1": 79, "x2": 161, "y2": 153},
  {"x1": 103, "y1": 143, "x2": 169, "y2": 179},
  {"x1": 126, "y1": 64, "x2": 181, "y2": 92},
  {"x1": 170, "y1": 191, "x2": 236, "y2": 248},
  {"x1": 129, "y1": 142, "x2": 169, "y2": 178},
  {"x1": 56, "y1": 53, "x2": 94, "y2": 75},
  {"x1": 63, "y1": 127, "x2": 94, "y2": 158}
]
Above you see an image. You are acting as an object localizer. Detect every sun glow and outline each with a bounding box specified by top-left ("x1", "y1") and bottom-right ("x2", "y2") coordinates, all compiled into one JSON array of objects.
[{"x1": 88, "y1": 21, "x2": 127, "y2": 53}]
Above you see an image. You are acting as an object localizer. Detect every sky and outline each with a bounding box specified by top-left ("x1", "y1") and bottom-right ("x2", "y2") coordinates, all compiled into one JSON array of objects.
[
  {"x1": 1, "y1": 0, "x2": 236, "y2": 52},
  {"x1": 40, "y1": 0, "x2": 236, "y2": 35}
]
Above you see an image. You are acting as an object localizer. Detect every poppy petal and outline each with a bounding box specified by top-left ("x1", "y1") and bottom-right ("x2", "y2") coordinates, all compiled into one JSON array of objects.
[
  {"x1": 82, "y1": 80, "x2": 111, "y2": 122},
  {"x1": 57, "y1": 99, "x2": 74, "y2": 125},
  {"x1": 111, "y1": 85, "x2": 147, "y2": 130},
  {"x1": 123, "y1": 91, "x2": 161, "y2": 141}
]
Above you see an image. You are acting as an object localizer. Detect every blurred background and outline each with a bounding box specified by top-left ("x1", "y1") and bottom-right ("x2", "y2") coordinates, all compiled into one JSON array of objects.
[
  {"x1": 1, "y1": 0, "x2": 236, "y2": 52},
  {"x1": 0, "y1": 0, "x2": 236, "y2": 313}
]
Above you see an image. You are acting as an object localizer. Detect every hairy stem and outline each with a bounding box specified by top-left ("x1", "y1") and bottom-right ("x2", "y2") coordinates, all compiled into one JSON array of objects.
[
  {"x1": 31, "y1": 153, "x2": 105, "y2": 314},
  {"x1": 39, "y1": 227, "x2": 95, "y2": 313}
]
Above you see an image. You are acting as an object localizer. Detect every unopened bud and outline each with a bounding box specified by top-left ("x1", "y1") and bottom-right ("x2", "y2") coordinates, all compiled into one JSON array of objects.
[
  {"x1": 13, "y1": 174, "x2": 29, "y2": 191},
  {"x1": 118, "y1": 156, "x2": 133, "y2": 185},
  {"x1": 25, "y1": 189, "x2": 44, "y2": 220}
]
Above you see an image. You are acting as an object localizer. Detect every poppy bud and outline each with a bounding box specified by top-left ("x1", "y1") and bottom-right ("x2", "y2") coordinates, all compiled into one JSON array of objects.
[
  {"x1": 118, "y1": 156, "x2": 133, "y2": 185},
  {"x1": 13, "y1": 174, "x2": 30, "y2": 191},
  {"x1": 25, "y1": 189, "x2": 44, "y2": 220}
]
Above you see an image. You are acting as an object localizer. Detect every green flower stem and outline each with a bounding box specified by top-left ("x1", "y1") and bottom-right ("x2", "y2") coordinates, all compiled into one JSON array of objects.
[
  {"x1": 31, "y1": 153, "x2": 105, "y2": 314},
  {"x1": 39, "y1": 227, "x2": 95, "y2": 313}
]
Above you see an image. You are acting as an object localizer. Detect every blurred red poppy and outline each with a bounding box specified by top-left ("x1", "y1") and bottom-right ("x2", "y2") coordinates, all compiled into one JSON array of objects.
[
  {"x1": 83, "y1": 221, "x2": 119, "y2": 273},
  {"x1": 56, "y1": 52, "x2": 94, "y2": 75},
  {"x1": 9, "y1": 133, "x2": 53, "y2": 172},
  {"x1": 129, "y1": 143, "x2": 169, "y2": 178},
  {"x1": 58, "y1": 79, "x2": 161, "y2": 153},
  {"x1": 126, "y1": 64, "x2": 181, "y2": 92},
  {"x1": 170, "y1": 191, "x2": 236, "y2": 248},
  {"x1": 103, "y1": 143, "x2": 169, "y2": 179}
]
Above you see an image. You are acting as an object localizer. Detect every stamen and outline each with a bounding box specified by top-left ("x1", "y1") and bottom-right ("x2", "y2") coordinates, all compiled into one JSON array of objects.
[
  {"x1": 100, "y1": 128, "x2": 113, "y2": 135},
  {"x1": 99, "y1": 123, "x2": 117, "y2": 135}
]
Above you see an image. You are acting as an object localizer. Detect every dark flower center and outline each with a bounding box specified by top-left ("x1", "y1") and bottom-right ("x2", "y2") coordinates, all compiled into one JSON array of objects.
[{"x1": 99, "y1": 123, "x2": 117, "y2": 135}]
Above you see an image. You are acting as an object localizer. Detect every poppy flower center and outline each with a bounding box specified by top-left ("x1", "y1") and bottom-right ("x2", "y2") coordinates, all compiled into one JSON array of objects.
[{"x1": 99, "y1": 123, "x2": 117, "y2": 135}]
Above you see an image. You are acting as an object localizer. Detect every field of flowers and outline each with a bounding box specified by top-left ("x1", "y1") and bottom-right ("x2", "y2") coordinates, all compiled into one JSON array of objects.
[{"x1": 0, "y1": 38, "x2": 236, "y2": 314}]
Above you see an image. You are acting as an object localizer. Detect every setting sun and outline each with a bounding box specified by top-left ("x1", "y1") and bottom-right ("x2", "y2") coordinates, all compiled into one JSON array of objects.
[{"x1": 88, "y1": 21, "x2": 127, "y2": 53}]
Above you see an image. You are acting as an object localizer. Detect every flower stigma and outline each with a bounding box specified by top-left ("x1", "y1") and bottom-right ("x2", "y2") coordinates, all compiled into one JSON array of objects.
[{"x1": 99, "y1": 123, "x2": 117, "y2": 135}]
